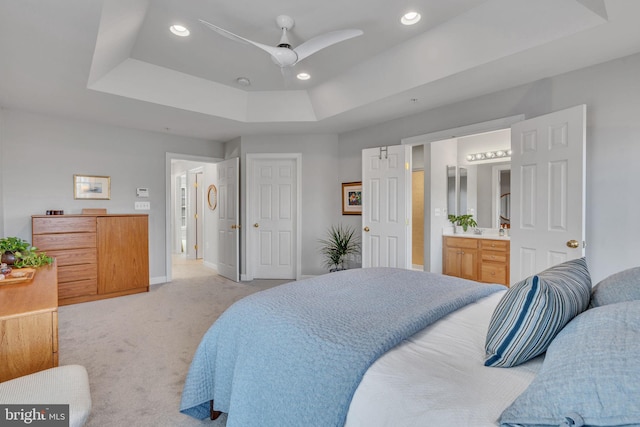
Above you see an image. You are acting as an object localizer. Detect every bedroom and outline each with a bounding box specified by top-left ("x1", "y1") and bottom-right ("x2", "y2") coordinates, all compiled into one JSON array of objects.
[{"x1": 1, "y1": 0, "x2": 640, "y2": 425}]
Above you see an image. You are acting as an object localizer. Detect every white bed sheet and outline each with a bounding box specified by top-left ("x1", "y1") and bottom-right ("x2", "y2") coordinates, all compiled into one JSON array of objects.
[{"x1": 345, "y1": 290, "x2": 543, "y2": 427}]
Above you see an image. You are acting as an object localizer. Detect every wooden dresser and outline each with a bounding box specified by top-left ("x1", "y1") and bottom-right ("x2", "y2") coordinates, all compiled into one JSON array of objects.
[
  {"x1": 443, "y1": 236, "x2": 510, "y2": 286},
  {"x1": 0, "y1": 263, "x2": 58, "y2": 382},
  {"x1": 32, "y1": 214, "x2": 149, "y2": 305}
]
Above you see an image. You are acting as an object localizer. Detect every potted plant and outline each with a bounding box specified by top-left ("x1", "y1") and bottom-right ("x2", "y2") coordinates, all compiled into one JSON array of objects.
[
  {"x1": 0, "y1": 236, "x2": 53, "y2": 267},
  {"x1": 447, "y1": 214, "x2": 478, "y2": 233},
  {"x1": 318, "y1": 224, "x2": 360, "y2": 272}
]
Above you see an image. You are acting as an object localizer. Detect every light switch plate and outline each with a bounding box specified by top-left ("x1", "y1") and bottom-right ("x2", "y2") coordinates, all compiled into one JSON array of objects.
[{"x1": 135, "y1": 201, "x2": 150, "y2": 210}]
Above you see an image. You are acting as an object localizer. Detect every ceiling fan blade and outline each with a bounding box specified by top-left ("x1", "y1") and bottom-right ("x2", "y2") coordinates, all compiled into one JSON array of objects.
[
  {"x1": 293, "y1": 29, "x2": 363, "y2": 63},
  {"x1": 198, "y1": 19, "x2": 281, "y2": 58}
]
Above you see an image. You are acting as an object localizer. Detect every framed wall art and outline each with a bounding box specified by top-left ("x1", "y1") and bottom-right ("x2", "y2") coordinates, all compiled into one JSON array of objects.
[
  {"x1": 342, "y1": 181, "x2": 362, "y2": 215},
  {"x1": 74, "y1": 174, "x2": 111, "y2": 200}
]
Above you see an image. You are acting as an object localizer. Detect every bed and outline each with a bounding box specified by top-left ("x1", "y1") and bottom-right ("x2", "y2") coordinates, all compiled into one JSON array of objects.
[{"x1": 180, "y1": 259, "x2": 640, "y2": 427}]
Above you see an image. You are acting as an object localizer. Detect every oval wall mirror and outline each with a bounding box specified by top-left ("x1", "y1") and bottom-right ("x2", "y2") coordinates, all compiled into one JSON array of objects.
[{"x1": 499, "y1": 192, "x2": 510, "y2": 224}]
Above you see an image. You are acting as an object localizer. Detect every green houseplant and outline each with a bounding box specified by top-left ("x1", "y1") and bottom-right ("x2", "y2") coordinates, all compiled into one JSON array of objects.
[
  {"x1": 0, "y1": 236, "x2": 53, "y2": 268},
  {"x1": 318, "y1": 224, "x2": 360, "y2": 272},
  {"x1": 447, "y1": 214, "x2": 478, "y2": 233}
]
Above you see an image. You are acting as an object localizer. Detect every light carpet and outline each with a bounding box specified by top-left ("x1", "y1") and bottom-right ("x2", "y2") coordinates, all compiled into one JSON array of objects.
[{"x1": 58, "y1": 269, "x2": 287, "y2": 427}]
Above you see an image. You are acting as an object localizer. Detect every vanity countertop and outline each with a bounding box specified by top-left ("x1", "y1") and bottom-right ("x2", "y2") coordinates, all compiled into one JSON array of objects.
[{"x1": 442, "y1": 232, "x2": 510, "y2": 241}]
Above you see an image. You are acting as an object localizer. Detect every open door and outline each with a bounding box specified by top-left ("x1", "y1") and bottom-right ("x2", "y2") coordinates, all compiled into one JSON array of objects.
[
  {"x1": 510, "y1": 105, "x2": 586, "y2": 282},
  {"x1": 217, "y1": 158, "x2": 240, "y2": 282},
  {"x1": 361, "y1": 145, "x2": 412, "y2": 268}
]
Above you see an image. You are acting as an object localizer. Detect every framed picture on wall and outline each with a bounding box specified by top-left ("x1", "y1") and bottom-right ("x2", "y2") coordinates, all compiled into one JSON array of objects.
[
  {"x1": 74, "y1": 174, "x2": 111, "y2": 200},
  {"x1": 342, "y1": 181, "x2": 362, "y2": 215}
]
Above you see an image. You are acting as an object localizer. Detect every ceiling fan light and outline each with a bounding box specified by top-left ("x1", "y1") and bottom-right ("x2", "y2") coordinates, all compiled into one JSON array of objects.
[
  {"x1": 297, "y1": 73, "x2": 311, "y2": 81},
  {"x1": 170, "y1": 24, "x2": 190, "y2": 37},
  {"x1": 401, "y1": 12, "x2": 421, "y2": 26}
]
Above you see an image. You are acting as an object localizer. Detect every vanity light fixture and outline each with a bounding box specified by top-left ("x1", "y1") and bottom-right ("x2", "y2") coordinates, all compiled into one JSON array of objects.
[
  {"x1": 170, "y1": 24, "x2": 190, "y2": 37},
  {"x1": 296, "y1": 72, "x2": 311, "y2": 81},
  {"x1": 401, "y1": 11, "x2": 422, "y2": 26},
  {"x1": 466, "y1": 149, "x2": 511, "y2": 162}
]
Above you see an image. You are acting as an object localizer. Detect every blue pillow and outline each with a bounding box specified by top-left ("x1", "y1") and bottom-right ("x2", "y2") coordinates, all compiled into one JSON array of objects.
[
  {"x1": 590, "y1": 266, "x2": 640, "y2": 308},
  {"x1": 500, "y1": 301, "x2": 640, "y2": 427},
  {"x1": 484, "y1": 257, "x2": 591, "y2": 367}
]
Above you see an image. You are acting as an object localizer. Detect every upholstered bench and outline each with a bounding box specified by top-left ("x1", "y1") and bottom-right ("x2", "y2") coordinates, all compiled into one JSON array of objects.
[{"x1": 0, "y1": 365, "x2": 92, "y2": 427}]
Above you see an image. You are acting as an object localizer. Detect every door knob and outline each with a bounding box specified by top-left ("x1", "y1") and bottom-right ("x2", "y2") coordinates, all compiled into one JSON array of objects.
[
  {"x1": 254, "y1": 223, "x2": 259, "y2": 228},
  {"x1": 566, "y1": 239, "x2": 579, "y2": 248},
  {"x1": 231, "y1": 225, "x2": 236, "y2": 229},
  {"x1": 363, "y1": 226, "x2": 370, "y2": 232}
]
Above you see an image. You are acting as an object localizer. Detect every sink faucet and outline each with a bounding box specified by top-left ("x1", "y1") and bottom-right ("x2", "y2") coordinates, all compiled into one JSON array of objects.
[{"x1": 473, "y1": 228, "x2": 483, "y2": 235}]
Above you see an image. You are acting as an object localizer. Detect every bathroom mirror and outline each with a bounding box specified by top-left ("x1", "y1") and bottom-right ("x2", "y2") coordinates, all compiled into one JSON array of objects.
[
  {"x1": 446, "y1": 165, "x2": 469, "y2": 218},
  {"x1": 500, "y1": 193, "x2": 511, "y2": 225},
  {"x1": 458, "y1": 167, "x2": 468, "y2": 216},
  {"x1": 447, "y1": 165, "x2": 456, "y2": 216}
]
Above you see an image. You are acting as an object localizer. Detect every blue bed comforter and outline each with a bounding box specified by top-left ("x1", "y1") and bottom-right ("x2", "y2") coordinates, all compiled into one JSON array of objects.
[{"x1": 180, "y1": 267, "x2": 503, "y2": 426}]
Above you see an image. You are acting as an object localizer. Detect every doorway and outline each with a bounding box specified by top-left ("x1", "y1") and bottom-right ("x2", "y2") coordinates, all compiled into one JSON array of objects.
[
  {"x1": 165, "y1": 154, "x2": 222, "y2": 282},
  {"x1": 401, "y1": 115, "x2": 525, "y2": 273}
]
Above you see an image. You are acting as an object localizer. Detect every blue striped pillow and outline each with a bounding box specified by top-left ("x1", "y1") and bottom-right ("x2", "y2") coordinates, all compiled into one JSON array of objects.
[{"x1": 484, "y1": 257, "x2": 591, "y2": 368}]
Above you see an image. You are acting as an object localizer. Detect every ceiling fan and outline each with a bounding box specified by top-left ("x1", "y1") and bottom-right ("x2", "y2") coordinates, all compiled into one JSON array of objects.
[{"x1": 199, "y1": 15, "x2": 363, "y2": 68}]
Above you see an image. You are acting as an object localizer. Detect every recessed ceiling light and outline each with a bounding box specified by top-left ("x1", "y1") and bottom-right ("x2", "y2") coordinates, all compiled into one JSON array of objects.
[
  {"x1": 401, "y1": 11, "x2": 421, "y2": 26},
  {"x1": 170, "y1": 24, "x2": 190, "y2": 37},
  {"x1": 296, "y1": 72, "x2": 311, "y2": 81}
]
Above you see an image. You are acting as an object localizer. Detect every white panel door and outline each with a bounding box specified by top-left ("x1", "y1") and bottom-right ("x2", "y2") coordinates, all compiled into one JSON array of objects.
[
  {"x1": 362, "y1": 145, "x2": 411, "y2": 268},
  {"x1": 510, "y1": 104, "x2": 586, "y2": 283},
  {"x1": 251, "y1": 158, "x2": 297, "y2": 279},
  {"x1": 217, "y1": 158, "x2": 240, "y2": 282},
  {"x1": 195, "y1": 172, "x2": 203, "y2": 259}
]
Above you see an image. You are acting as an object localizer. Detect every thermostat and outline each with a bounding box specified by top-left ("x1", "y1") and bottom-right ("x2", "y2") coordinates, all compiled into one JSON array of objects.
[{"x1": 136, "y1": 188, "x2": 149, "y2": 198}]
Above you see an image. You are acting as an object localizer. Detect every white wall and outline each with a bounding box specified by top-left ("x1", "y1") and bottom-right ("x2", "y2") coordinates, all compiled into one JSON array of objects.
[
  {"x1": 338, "y1": 51, "x2": 640, "y2": 282},
  {"x1": 0, "y1": 109, "x2": 224, "y2": 283},
  {"x1": 427, "y1": 139, "x2": 457, "y2": 273}
]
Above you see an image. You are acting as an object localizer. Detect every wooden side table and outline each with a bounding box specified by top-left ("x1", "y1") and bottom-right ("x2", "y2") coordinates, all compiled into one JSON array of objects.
[{"x1": 0, "y1": 262, "x2": 58, "y2": 382}]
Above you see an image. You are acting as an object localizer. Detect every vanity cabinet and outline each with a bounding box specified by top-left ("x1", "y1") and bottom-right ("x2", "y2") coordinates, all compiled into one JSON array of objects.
[
  {"x1": 32, "y1": 214, "x2": 149, "y2": 305},
  {"x1": 443, "y1": 236, "x2": 510, "y2": 286},
  {"x1": 443, "y1": 237, "x2": 478, "y2": 281},
  {"x1": 479, "y1": 239, "x2": 510, "y2": 286}
]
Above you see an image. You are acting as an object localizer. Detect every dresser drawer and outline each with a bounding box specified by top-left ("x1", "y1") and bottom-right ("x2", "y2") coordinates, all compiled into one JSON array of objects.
[
  {"x1": 481, "y1": 252, "x2": 508, "y2": 263},
  {"x1": 59, "y1": 279, "x2": 97, "y2": 299},
  {"x1": 480, "y1": 240, "x2": 509, "y2": 251},
  {"x1": 58, "y1": 264, "x2": 97, "y2": 284},
  {"x1": 444, "y1": 237, "x2": 478, "y2": 249},
  {"x1": 32, "y1": 233, "x2": 96, "y2": 251},
  {"x1": 481, "y1": 263, "x2": 508, "y2": 285},
  {"x1": 32, "y1": 216, "x2": 96, "y2": 234},
  {"x1": 45, "y1": 248, "x2": 97, "y2": 267}
]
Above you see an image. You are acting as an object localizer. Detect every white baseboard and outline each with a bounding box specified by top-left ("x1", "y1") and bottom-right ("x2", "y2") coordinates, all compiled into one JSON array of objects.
[
  {"x1": 202, "y1": 260, "x2": 218, "y2": 271},
  {"x1": 150, "y1": 276, "x2": 167, "y2": 285}
]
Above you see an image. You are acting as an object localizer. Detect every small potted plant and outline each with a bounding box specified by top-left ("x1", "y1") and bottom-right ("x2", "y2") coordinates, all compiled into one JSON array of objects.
[
  {"x1": 447, "y1": 214, "x2": 478, "y2": 233},
  {"x1": 318, "y1": 224, "x2": 360, "y2": 272},
  {"x1": 0, "y1": 237, "x2": 31, "y2": 265},
  {"x1": 0, "y1": 236, "x2": 53, "y2": 267}
]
